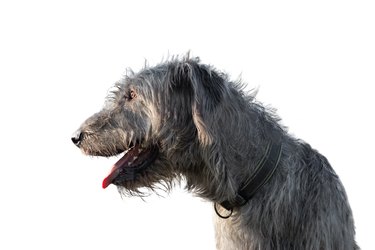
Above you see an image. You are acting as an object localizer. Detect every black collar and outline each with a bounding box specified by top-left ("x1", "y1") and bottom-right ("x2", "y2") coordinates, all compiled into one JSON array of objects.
[{"x1": 215, "y1": 141, "x2": 282, "y2": 218}]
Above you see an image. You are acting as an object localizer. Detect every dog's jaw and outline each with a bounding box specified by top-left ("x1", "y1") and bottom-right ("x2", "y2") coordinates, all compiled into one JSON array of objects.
[{"x1": 102, "y1": 144, "x2": 159, "y2": 189}]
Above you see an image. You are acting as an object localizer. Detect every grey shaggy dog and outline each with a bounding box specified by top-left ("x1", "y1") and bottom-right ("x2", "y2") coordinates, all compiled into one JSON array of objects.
[{"x1": 72, "y1": 57, "x2": 358, "y2": 249}]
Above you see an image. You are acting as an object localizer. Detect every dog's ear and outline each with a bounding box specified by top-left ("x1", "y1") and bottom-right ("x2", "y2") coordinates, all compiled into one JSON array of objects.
[{"x1": 184, "y1": 61, "x2": 226, "y2": 145}]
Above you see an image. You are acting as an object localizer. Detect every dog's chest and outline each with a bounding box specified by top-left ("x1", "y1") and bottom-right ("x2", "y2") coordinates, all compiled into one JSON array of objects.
[{"x1": 214, "y1": 215, "x2": 255, "y2": 250}]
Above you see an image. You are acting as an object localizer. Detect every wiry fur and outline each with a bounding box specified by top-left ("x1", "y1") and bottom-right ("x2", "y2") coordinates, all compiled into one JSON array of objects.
[{"x1": 73, "y1": 56, "x2": 358, "y2": 249}]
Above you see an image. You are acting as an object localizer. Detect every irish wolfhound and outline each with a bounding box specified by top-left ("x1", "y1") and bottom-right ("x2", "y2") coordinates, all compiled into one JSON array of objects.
[{"x1": 72, "y1": 57, "x2": 358, "y2": 249}]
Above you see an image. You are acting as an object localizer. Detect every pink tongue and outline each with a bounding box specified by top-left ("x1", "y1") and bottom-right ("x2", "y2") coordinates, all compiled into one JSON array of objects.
[
  {"x1": 102, "y1": 146, "x2": 140, "y2": 189},
  {"x1": 102, "y1": 166, "x2": 122, "y2": 189}
]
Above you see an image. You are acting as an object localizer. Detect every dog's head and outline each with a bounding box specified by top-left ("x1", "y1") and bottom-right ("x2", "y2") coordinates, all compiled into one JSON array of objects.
[{"x1": 72, "y1": 57, "x2": 239, "y2": 198}]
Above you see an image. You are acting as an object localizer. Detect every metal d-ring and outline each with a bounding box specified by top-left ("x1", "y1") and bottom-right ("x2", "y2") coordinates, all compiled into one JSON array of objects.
[{"x1": 214, "y1": 203, "x2": 233, "y2": 219}]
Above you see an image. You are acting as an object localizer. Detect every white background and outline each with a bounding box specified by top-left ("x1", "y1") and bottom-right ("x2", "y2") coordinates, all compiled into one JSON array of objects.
[{"x1": 1, "y1": 1, "x2": 374, "y2": 249}]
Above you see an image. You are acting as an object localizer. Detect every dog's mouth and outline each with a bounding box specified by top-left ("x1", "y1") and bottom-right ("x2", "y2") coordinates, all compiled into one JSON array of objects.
[{"x1": 102, "y1": 144, "x2": 159, "y2": 189}]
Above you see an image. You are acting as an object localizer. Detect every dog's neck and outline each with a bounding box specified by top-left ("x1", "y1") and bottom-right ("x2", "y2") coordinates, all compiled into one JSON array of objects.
[{"x1": 215, "y1": 140, "x2": 282, "y2": 218}]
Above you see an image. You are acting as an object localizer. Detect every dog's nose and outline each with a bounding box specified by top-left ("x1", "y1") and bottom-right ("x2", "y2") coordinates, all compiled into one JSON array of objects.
[{"x1": 71, "y1": 130, "x2": 83, "y2": 147}]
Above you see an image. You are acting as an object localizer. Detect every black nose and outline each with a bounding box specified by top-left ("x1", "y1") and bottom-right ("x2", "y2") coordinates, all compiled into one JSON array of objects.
[{"x1": 71, "y1": 130, "x2": 83, "y2": 147}]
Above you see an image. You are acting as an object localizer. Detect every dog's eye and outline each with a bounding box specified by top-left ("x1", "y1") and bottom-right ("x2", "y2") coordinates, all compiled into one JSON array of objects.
[{"x1": 126, "y1": 89, "x2": 137, "y2": 100}]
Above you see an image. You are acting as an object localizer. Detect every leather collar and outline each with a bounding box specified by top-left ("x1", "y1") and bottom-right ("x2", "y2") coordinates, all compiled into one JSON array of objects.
[{"x1": 215, "y1": 141, "x2": 282, "y2": 218}]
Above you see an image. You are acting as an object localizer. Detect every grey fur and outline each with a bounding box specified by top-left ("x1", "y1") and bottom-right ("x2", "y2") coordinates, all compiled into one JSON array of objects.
[{"x1": 73, "y1": 56, "x2": 358, "y2": 249}]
